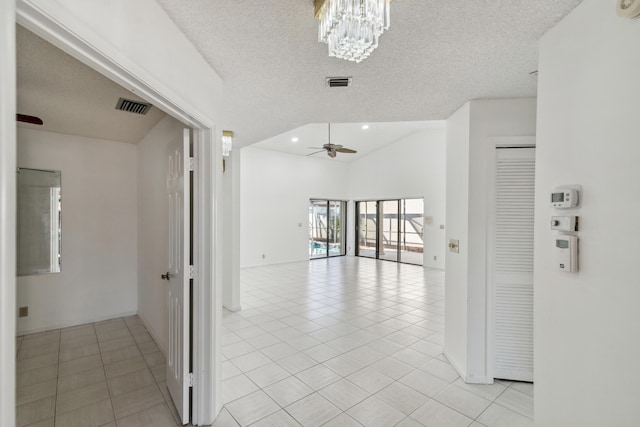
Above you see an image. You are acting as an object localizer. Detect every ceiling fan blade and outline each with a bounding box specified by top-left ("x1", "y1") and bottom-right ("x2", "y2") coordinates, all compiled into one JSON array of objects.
[
  {"x1": 17, "y1": 114, "x2": 43, "y2": 125},
  {"x1": 307, "y1": 147, "x2": 325, "y2": 149},
  {"x1": 336, "y1": 148, "x2": 357, "y2": 154},
  {"x1": 306, "y1": 150, "x2": 325, "y2": 156}
]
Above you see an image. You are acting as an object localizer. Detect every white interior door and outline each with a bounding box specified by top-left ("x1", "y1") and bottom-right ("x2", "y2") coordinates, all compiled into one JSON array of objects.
[
  {"x1": 166, "y1": 128, "x2": 191, "y2": 424},
  {"x1": 493, "y1": 147, "x2": 535, "y2": 382}
]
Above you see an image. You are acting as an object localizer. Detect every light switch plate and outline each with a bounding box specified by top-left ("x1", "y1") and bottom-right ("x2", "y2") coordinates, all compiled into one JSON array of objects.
[{"x1": 551, "y1": 216, "x2": 578, "y2": 232}]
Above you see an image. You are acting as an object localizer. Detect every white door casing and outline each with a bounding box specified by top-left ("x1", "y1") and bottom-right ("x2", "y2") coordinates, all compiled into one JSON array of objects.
[
  {"x1": 13, "y1": 3, "x2": 220, "y2": 423},
  {"x1": 167, "y1": 128, "x2": 191, "y2": 424},
  {"x1": 493, "y1": 147, "x2": 535, "y2": 382}
]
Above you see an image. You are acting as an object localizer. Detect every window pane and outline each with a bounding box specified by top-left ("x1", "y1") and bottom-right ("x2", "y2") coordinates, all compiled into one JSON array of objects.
[
  {"x1": 357, "y1": 201, "x2": 377, "y2": 258},
  {"x1": 379, "y1": 200, "x2": 399, "y2": 262},
  {"x1": 399, "y1": 199, "x2": 424, "y2": 265},
  {"x1": 310, "y1": 199, "x2": 346, "y2": 259},
  {"x1": 309, "y1": 200, "x2": 328, "y2": 259},
  {"x1": 328, "y1": 201, "x2": 346, "y2": 257},
  {"x1": 355, "y1": 198, "x2": 424, "y2": 266}
]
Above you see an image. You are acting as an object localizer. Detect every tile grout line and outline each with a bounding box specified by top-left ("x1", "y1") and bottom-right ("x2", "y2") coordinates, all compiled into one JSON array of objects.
[
  {"x1": 229, "y1": 258, "x2": 446, "y2": 426},
  {"x1": 124, "y1": 315, "x2": 178, "y2": 426},
  {"x1": 486, "y1": 382, "x2": 535, "y2": 421},
  {"x1": 123, "y1": 317, "x2": 159, "y2": 422},
  {"x1": 53, "y1": 327, "x2": 61, "y2": 426},
  {"x1": 94, "y1": 321, "x2": 117, "y2": 426}
]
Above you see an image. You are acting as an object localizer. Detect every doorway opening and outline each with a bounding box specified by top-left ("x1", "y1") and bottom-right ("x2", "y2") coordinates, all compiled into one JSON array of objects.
[
  {"x1": 11, "y1": 13, "x2": 217, "y2": 424},
  {"x1": 355, "y1": 198, "x2": 424, "y2": 265}
]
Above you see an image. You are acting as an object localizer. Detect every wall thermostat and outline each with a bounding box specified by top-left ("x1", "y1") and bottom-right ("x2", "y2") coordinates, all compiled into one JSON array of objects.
[
  {"x1": 551, "y1": 187, "x2": 579, "y2": 208},
  {"x1": 555, "y1": 235, "x2": 578, "y2": 273}
]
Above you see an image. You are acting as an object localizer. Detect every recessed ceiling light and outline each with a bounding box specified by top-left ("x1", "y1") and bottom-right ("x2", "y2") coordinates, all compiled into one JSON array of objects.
[
  {"x1": 291, "y1": 137, "x2": 299, "y2": 142},
  {"x1": 362, "y1": 124, "x2": 370, "y2": 130}
]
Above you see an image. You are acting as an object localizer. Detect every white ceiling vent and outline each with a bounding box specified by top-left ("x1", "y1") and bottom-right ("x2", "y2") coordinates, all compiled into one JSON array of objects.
[
  {"x1": 326, "y1": 77, "x2": 352, "y2": 88},
  {"x1": 115, "y1": 98, "x2": 152, "y2": 115}
]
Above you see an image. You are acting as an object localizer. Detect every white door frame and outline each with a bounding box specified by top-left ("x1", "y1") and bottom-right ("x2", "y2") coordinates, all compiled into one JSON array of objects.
[
  {"x1": 11, "y1": 2, "x2": 220, "y2": 425},
  {"x1": 485, "y1": 136, "x2": 535, "y2": 383},
  {"x1": 0, "y1": 2, "x2": 17, "y2": 426}
]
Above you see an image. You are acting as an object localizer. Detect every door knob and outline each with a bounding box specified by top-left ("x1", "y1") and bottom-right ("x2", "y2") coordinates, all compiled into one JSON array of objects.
[{"x1": 161, "y1": 272, "x2": 170, "y2": 281}]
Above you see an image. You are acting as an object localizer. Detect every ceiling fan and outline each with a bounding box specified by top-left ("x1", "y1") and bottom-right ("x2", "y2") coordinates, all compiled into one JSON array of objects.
[
  {"x1": 16, "y1": 114, "x2": 43, "y2": 125},
  {"x1": 307, "y1": 123, "x2": 357, "y2": 158}
]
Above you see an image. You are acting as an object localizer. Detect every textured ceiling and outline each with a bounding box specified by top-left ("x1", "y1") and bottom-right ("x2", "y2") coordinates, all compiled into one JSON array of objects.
[
  {"x1": 255, "y1": 121, "x2": 445, "y2": 162},
  {"x1": 16, "y1": 26, "x2": 166, "y2": 144},
  {"x1": 155, "y1": 0, "x2": 582, "y2": 147}
]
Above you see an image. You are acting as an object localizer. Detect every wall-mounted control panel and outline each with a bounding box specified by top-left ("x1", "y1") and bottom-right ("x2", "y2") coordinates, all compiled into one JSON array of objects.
[
  {"x1": 555, "y1": 235, "x2": 578, "y2": 272},
  {"x1": 550, "y1": 187, "x2": 579, "y2": 208},
  {"x1": 551, "y1": 216, "x2": 578, "y2": 232},
  {"x1": 551, "y1": 185, "x2": 582, "y2": 273}
]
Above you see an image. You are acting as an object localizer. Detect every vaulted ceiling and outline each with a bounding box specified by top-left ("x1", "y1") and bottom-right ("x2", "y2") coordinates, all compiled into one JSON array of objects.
[
  {"x1": 155, "y1": 0, "x2": 582, "y2": 146},
  {"x1": 16, "y1": 1, "x2": 582, "y2": 149},
  {"x1": 254, "y1": 121, "x2": 444, "y2": 162}
]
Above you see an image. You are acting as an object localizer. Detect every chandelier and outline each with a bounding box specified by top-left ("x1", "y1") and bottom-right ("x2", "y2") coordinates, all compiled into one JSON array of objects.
[{"x1": 315, "y1": 0, "x2": 391, "y2": 63}]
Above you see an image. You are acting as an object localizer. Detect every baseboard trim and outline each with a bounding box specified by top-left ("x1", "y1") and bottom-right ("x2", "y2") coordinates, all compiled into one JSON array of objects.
[
  {"x1": 443, "y1": 349, "x2": 467, "y2": 382},
  {"x1": 137, "y1": 312, "x2": 167, "y2": 356},
  {"x1": 443, "y1": 350, "x2": 493, "y2": 384},
  {"x1": 17, "y1": 309, "x2": 137, "y2": 336},
  {"x1": 223, "y1": 304, "x2": 242, "y2": 312}
]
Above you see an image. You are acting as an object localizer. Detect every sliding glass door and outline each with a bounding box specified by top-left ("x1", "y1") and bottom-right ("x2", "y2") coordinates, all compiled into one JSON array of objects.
[
  {"x1": 309, "y1": 199, "x2": 346, "y2": 259},
  {"x1": 399, "y1": 199, "x2": 425, "y2": 265},
  {"x1": 356, "y1": 201, "x2": 377, "y2": 259},
  {"x1": 379, "y1": 200, "x2": 400, "y2": 262},
  {"x1": 356, "y1": 198, "x2": 424, "y2": 265}
]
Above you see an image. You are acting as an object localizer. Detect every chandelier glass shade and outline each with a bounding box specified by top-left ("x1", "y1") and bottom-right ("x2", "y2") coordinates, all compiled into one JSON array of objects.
[
  {"x1": 222, "y1": 130, "x2": 233, "y2": 157},
  {"x1": 316, "y1": 0, "x2": 390, "y2": 63}
]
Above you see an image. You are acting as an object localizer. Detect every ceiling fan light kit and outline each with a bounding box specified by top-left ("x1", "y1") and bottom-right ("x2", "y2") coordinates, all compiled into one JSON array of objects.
[
  {"x1": 617, "y1": 0, "x2": 640, "y2": 18},
  {"x1": 314, "y1": 0, "x2": 391, "y2": 63}
]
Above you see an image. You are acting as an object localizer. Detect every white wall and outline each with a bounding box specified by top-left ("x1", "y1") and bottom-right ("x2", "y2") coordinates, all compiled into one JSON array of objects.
[
  {"x1": 443, "y1": 103, "x2": 471, "y2": 380},
  {"x1": 240, "y1": 147, "x2": 350, "y2": 267},
  {"x1": 16, "y1": 128, "x2": 138, "y2": 334},
  {"x1": 137, "y1": 115, "x2": 184, "y2": 352},
  {"x1": 222, "y1": 153, "x2": 241, "y2": 310},
  {"x1": 348, "y1": 128, "x2": 447, "y2": 269},
  {"x1": 535, "y1": 1, "x2": 640, "y2": 425},
  {"x1": 444, "y1": 99, "x2": 537, "y2": 383}
]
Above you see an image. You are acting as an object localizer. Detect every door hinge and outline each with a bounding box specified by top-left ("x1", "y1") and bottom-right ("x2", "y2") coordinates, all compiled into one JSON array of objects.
[
  {"x1": 189, "y1": 157, "x2": 195, "y2": 171},
  {"x1": 188, "y1": 265, "x2": 195, "y2": 279},
  {"x1": 188, "y1": 372, "x2": 194, "y2": 387}
]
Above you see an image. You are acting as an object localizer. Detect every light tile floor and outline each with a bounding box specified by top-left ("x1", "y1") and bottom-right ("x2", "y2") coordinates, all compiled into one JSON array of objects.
[
  {"x1": 16, "y1": 257, "x2": 534, "y2": 427},
  {"x1": 218, "y1": 257, "x2": 534, "y2": 427},
  {"x1": 16, "y1": 316, "x2": 179, "y2": 427}
]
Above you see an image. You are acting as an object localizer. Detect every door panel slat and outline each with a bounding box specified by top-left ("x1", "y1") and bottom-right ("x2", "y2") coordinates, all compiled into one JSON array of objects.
[{"x1": 493, "y1": 148, "x2": 535, "y2": 382}]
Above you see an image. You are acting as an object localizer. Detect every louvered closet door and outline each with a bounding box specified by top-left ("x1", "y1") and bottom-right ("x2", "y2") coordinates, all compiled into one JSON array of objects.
[{"x1": 493, "y1": 147, "x2": 535, "y2": 382}]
